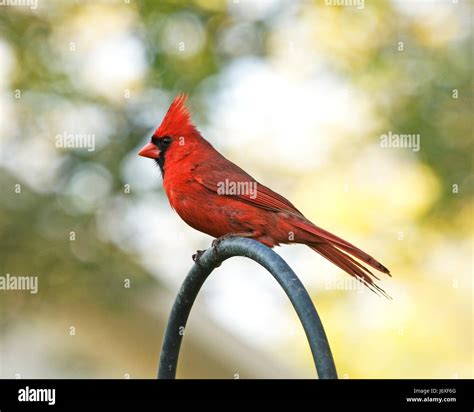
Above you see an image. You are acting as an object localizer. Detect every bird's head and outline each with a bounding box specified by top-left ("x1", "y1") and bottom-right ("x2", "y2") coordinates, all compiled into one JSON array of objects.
[{"x1": 138, "y1": 93, "x2": 201, "y2": 175}]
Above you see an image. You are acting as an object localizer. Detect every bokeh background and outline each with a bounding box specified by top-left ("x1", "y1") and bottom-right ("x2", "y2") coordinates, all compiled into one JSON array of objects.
[{"x1": 0, "y1": 0, "x2": 472, "y2": 379}]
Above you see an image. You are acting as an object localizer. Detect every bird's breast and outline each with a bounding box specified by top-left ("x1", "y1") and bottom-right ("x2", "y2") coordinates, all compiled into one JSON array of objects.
[{"x1": 163, "y1": 176, "x2": 264, "y2": 238}]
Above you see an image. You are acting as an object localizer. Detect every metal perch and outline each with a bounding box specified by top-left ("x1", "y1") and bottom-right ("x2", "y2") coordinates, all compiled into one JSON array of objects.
[{"x1": 157, "y1": 236, "x2": 338, "y2": 379}]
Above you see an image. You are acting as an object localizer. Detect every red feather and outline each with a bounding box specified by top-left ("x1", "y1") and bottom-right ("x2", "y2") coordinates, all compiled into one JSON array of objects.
[
  {"x1": 154, "y1": 93, "x2": 198, "y2": 138},
  {"x1": 140, "y1": 95, "x2": 391, "y2": 297}
]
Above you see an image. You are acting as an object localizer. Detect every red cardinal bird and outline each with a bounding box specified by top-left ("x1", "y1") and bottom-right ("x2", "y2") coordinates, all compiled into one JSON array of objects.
[{"x1": 139, "y1": 94, "x2": 391, "y2": 296}]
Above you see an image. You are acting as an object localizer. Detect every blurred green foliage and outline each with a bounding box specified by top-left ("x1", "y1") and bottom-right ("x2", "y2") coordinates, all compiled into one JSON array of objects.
[{"x1": 0, "y1": 0, "x2": 471, "y2": 378}]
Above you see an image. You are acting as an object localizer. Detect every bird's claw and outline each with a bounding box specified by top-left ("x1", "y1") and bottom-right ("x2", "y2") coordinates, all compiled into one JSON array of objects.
[
  {"x1": 194, "y1": 234, "x2": 240, "y2": 267},
  {"x1": 211, "y1": 234, "x2": 235, "y2": 249},
  {"x1": 192, "y1": 249, "x2": 205, "y2": 266}
]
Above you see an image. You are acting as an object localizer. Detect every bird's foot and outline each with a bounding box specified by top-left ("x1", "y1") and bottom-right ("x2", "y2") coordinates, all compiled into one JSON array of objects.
[
  {"x1": 211, "y1": 233, "x2": 236, "y2": 249},
  {"x1": 211, "y1": 232, "x2": 255, "y2": 249},
  {"x1": 192, "y1": 249, "x2": 205, "y2": 266}
]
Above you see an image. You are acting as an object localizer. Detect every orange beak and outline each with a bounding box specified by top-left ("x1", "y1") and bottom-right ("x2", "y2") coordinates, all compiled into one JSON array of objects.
[{"x1": 138, "y1": 142, "x2": 160, "y2": 159}]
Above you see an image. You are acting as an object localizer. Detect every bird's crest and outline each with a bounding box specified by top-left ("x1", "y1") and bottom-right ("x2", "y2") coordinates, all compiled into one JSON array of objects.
[{"x1": 154, "y1": 93, "x2": 198, "y2": 138}]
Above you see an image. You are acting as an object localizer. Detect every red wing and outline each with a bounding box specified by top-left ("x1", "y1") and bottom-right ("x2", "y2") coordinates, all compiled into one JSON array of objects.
[
  {"x1": 191, "y1": 161, "x2": 390, "y2": 275},
  {"x1": 190, "y1": 161, "x2": 304, "y2": 216}
]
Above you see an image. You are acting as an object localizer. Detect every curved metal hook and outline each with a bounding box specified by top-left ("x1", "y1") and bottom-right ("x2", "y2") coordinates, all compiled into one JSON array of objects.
[{"x1": 157, "y1": 237, "x2": 338, "y2": 379}]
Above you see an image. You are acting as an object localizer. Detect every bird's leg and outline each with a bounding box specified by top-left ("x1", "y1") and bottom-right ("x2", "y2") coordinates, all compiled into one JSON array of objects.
[
  {"x1": 211, "y1": 232, "x2": 256, "y2": 248},
  {"x1": 193, "y1": 232, "x2": 256, "y2": 267}
]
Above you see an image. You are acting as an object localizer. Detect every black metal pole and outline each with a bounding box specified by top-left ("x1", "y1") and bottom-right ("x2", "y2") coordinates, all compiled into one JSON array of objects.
[{"x1": 157, "y1": 237, "x2": 338, "y2": 379}]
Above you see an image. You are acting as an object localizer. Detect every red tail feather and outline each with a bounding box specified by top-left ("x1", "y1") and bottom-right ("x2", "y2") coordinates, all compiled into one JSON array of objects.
[{"x1": 310, "y1": 242, "x2": 391, "y2": 299}]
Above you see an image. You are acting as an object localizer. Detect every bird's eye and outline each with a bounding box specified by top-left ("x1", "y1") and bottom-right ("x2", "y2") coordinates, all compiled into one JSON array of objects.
[{"x1": 162, "y1": 136, "x2": 172, "y2": 146}]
